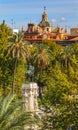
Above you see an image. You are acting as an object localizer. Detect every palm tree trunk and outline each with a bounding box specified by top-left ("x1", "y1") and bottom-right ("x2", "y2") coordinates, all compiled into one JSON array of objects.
[
  {"x1": 12, "y1": 58, "x2": 17, "y2": 94},
  {"x1": 65, "y1": 58, "x2": 68, "y2": 68},
  {"x1": 38, "y1": 67, "x2": 43, "y2": 98}
]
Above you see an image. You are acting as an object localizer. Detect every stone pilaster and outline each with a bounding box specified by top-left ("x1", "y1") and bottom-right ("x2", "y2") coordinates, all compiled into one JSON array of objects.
[{"x1": 22, "y1": 82, "x2": 38, "y2": 112}]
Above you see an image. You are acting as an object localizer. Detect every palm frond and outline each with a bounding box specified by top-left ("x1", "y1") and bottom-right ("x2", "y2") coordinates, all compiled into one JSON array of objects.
[{"x1": 0, "y1": 95, "x2": 38, "y2": 130}]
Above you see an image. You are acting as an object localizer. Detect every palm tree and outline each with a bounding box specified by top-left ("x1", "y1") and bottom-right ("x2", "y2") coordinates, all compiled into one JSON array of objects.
[
  {"x1": 34, "y1": 44, "x2": 50, "y2": 98},
  {"x1": 34, "y1": 44, "x2": 50, "y2": 70},
  {"x1": 0, "y1": 94, "x2": 37, "y2": 130},
  {"x1": 7, "y1": 32, "x2": 31, "y2": 94},
  {"x1": 59, "y1": 45, "x2": 74, "y2": 69}
]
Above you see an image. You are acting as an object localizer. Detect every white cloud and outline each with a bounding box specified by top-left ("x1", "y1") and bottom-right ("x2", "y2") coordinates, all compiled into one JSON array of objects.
[
  {"x1": 60, "y1": 17, "x2": 66, "y2": 22},
  {"x1": 52, "y1": 19, "x2": 56, "y2": 23}
]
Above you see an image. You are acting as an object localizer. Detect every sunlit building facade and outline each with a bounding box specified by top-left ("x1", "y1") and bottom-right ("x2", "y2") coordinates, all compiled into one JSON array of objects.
[{"x1": 23, "y1": 8, "x2": 69, "y2": 44}]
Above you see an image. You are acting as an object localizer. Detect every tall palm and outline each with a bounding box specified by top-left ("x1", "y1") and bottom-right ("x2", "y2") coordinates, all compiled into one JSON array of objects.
[
  {"x1": 34, "y1": 44, "x2": 50, "y2": 70},
  {"x1": 0, "y1": 94, "x2": 37, "y2": 130},
  {"x1": 7, "y1": 32, "x2": 31, "y2": 94},
  {"x1": 59, "y1": 45, "x2": 74, "y2": 69},
  {"x1": 34, "y1": 44, "x2": 50, "y2": 98}
]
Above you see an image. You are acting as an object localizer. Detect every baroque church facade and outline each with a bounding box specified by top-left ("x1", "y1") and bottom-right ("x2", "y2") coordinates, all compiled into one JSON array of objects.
[{"x1": 23, "y1": 8, "x2": 68, "y2": 44}]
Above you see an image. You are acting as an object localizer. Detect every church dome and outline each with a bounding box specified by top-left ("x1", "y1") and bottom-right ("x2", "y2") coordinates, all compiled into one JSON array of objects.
[
  {"x1": 39, "y1": 21, "x2": 51, "y2": 27},
  {"x1": 38, "y1": 7, "x2": 52, "y2": 27}
]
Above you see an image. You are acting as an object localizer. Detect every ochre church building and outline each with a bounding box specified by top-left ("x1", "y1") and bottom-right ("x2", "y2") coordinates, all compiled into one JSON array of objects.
[{"x1": 22, "y1": 8, "x2": 78, "y2": 45}]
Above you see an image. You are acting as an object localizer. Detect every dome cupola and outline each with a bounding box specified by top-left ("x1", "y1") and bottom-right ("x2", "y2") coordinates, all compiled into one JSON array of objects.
[{"x1": 38, "y1": 7, "x2": 52, "y2": 27}]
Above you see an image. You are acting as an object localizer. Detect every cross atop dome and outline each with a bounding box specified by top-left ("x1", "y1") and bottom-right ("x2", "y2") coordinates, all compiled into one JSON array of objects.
[{"x1": 44, "y1": 6, "x2": 46, "y2": 12}]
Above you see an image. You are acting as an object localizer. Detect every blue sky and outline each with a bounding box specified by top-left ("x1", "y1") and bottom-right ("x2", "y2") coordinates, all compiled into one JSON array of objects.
[{"x1": 0, "y1": 0, "x2": 78, "y2": 31}]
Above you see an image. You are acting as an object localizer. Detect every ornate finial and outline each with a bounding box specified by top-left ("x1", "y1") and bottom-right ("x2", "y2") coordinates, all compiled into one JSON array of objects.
[{"x1": 44, "y1": 6, "x2": 46, "y2": 11}]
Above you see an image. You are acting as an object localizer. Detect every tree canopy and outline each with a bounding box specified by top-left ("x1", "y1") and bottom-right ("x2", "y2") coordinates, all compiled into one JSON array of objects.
[{"x1": 0, "y1": 22, "x2": 78, "y2": 129}]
